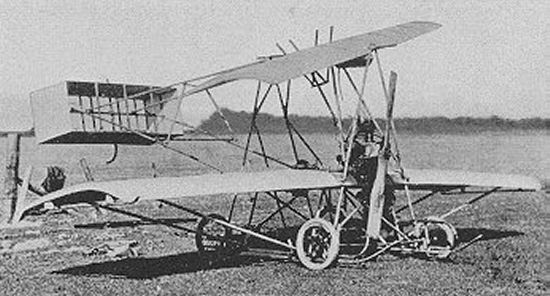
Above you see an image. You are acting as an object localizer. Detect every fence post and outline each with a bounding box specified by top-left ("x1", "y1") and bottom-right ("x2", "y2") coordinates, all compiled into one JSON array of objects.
[{"x1": 2, "y1": 133, "x2": 21, "y2": 223}]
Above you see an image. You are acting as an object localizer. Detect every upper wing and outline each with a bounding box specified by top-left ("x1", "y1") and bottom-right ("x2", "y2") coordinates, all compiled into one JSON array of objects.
[
  {"x1": 389, "y1": 169, "x2": 542, "y2": 191},
  {"x1": 185, "y1": 21, "x2": 441, "y2": 95},
  {"x1": 19, "y1": 169, "x2": 344, "y2": 214}
]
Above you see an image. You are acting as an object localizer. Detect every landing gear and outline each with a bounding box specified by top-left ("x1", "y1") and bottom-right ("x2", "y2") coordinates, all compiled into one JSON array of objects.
[
  {"x1": 411, "y1": 217, "x2": 457, "y2": 259},
  {"x1": 295, "y1": 218, "x2": 340, "y2": 270},
  {"x1": 195, "y1": 213, "x2": 240, "y2": 263}
]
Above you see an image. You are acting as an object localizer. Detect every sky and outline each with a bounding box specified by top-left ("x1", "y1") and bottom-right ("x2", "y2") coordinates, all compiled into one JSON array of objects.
[{"x1": 0, "y1": 0, "x2": 548, "y2": 130}]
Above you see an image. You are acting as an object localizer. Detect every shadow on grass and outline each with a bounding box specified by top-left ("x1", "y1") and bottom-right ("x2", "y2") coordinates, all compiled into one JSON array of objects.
[
  {"x1": 456, "y1": 227, "x2": 524, "y2": 243},
  {"x1": 52, "y1": 227, "x2": 524, "y2": 278},
  {"x1": 53, "y1": 252, "x2": 278, "y2": 279}
]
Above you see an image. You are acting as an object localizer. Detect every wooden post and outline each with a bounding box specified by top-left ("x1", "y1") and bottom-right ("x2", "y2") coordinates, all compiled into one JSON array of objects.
[{"x1": 2, "y1": 133, "x2": 21, "y2": 223}]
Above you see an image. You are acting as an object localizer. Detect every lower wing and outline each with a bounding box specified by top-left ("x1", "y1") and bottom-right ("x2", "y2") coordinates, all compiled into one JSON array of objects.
[
  {"x1": 18, "y1": 169, "x2": 344, "y2": 215},
  {"x1": 389, "y1": 169, "x2": 542, "y2": 191}
]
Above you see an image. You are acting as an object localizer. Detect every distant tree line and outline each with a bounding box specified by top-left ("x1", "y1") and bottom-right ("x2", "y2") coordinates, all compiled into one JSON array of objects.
[
  {"x1": 199, "y1": 108, "x2": 550, "y2": 134},
  {"x1": 3, "y1": 111, "x2": 546, "y2": 137}
]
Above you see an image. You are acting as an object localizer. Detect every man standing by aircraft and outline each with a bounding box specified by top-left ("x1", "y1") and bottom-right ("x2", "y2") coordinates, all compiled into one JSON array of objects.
[{"x1": 347, "y1": 118, "x2": 397, "y2": 237}]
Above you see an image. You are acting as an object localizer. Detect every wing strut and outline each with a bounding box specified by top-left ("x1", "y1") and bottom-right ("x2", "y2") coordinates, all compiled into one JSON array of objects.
[
  {"x1": 242, "y1": 83, "x2": 273, "y2": 168},
  {"x1": 276, "y1": 82, "x2": 299, "y2": 163},
  {"x1": 439, "y1": 187, "x2": 500, "y2": 219}
]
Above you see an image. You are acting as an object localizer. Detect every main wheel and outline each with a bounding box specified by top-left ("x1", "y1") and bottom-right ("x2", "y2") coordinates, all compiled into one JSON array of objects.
[
  {"x1": 296, "y1": 218, "x2": 340, "y2": 270},
  {"x1": 195, "y1": 213, "x2": 238, "y2": 263}
]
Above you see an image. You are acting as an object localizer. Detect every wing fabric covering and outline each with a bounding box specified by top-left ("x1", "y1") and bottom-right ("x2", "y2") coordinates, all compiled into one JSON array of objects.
[
  {"x1": 22, "y1": 169, "x2": 344, "y2": 212},
  {"x1": 20, "y1": 168, "x2": 540, "y2": 217},
  {"x1": 185, "y1": 21, "x2": 441, "y2": 96},
  {"x1": 390, "y1": 169, "x2": 542, "y2": 191}
]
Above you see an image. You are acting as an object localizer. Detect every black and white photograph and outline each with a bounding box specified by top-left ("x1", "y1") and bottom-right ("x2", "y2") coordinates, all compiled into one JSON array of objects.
[{"x1": 0, "y1": 1, "x2": 548, "y2": 295}]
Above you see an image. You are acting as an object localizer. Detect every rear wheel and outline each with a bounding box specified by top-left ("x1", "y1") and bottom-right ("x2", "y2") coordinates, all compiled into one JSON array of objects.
[
  {"x1": 416, "y1": 217, "x2": 457, "y2": 259},
  {"x1": 296, "y1": 218, "x2": 340, "y2": 270}
]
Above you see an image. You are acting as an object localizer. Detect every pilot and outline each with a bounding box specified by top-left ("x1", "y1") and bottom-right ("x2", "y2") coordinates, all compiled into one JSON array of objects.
[
  {"x1": 348, "y1": 119, "x2": 397, "y2": 238},
  {"x1": 349, "y1": 118, "x2": 380, "y2": 186}
]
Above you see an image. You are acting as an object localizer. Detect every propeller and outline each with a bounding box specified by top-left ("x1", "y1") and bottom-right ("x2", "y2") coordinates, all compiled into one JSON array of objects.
[
  {"x1": 365, "y1": 71, "x2": 397, "y2": 239},
  {"x1": 383, "y1": 71, "x2": 397, "y2": 154}
]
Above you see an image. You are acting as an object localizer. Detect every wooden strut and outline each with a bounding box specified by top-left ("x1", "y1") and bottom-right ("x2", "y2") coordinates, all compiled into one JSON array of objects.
[
  {"x1": 341, "y1": 67, "x2": 381, "y2": 132},
  {"x1": 242, "y1": 83, "x2": 272, "y2": 168},
  {"x1": 166, "y1": 84, "x2": 186, "y2": 144},
  {"x1": 89, "y1": 96, "x2": 97, "y2": 130},
  {"x1": 227, "y1": 193, "x2": 239, "y2": 223},
  {"x1": 333, "y1": 116, "x2": 359, "y2": 227},
  {"x1": 439, "y1": 187, "x2": 500, "y2": 219},
  {"x1": 288, "y1": 124, "x2": 323, "y2": 166},
  {"x1": 331, "y1": 66, "x2": 346, "y2": 164},
  {"x1": 247, "y1": 192, "x2": 259, "y2": 226},
  {"x1": 243, "y1": 82, "x2": 263, "y2": 166},
  {"x1": 312, "y1": 77, "x2": 339, "y2": 127},
  {"x1": 108, "y1": 97, "x2": 116, "y2": 131},
  {"x1": 276, "y1": 83, "x2": 299, "y2": 163},
  {"x1": 116, "y1": 95, "x2": 123, "y2": 130},
  {"x1": 272, "y1": 192, "x2": 287, "y2": 229},
  {"x1": 205, "y1": 89, "x2": 234, "y2": 134},
  {"x1": 254, "y1": 124, "x2": 269, "y2": 168},
  {"x1": 122, "y1": 84, "x2": 132, "y2": 128},
  {"x1": 252, "y1": 189, "x2": 326, "y2": 231},
  {"x1": 267, "y1": 192, "x2": 309, "y2": 223},
  {"x1": 395, "y1": 190, "x2": 440, "y2": 214},
  {"x1": 327, "y1": 64, "x2": 349, "y2": 228},
  {"x1": 452, "y1": 234, "x2": 484, "y2": 254},
  {"x1": 98, "y1": 203, "x2": 197, "y2": 234},
  {"x1": 133, "y1": 96, "x2": 140, "y2": 129},
  {"x1": 78, "y1": 96, "x2": 87, "y2": 132},
  {"x1": 275, "y1": 83, "x2": 324, "y2": 167},
  {"x1": 95, "y1": 82, "x2": 103, "y2": 131},
  {"x1": 149, "y1": 88, "x2": 158, "y2": 133}
]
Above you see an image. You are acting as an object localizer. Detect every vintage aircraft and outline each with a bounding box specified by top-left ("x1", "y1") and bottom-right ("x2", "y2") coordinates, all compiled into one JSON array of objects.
[{"x1": 12, "y1": 21, "x2": 541, "y2": 270}]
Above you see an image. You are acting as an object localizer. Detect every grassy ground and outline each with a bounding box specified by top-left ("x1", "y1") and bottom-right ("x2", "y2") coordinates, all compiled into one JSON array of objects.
[{"x1": 0, "y1": 188, "x2": 548, "y2": 296}]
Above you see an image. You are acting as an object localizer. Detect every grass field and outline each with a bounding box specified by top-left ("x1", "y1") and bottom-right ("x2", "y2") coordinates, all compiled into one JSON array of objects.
[
  {"x1": 0, "y1": 187, "x2": 547, "y2": 296},
  {"x1": 0, "y1": 133, "x2": 548, "y2": 295}
]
